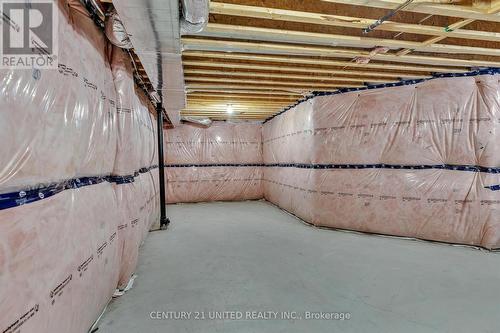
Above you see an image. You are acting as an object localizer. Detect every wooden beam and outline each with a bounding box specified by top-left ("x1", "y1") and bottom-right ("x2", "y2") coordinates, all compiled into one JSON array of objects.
[
  {"x1": 181, "y1": 115, "x2": 270, "y2": 119},
  {"x1": 186, "y1": 84, "x2": 336, "y2": 93},
  {"x1": 181, "y1": 109, "x2": 281, "y2": 116},
  {"x1": 184, "y1": 69, "x2": 398, "y2": 83},
  {"x1": 210, "y1": 2, "x2": 500, "y2": 43},
  {"x1": 186, "y1": 106, "x2": 289, "y2": 111},
  {"x1": 185, "y1": 105, "x2": 284, "y2": 110},
  {"x1": 186, "y1": 101, "x2": 289, "y2": 107},
  {"x1": 181, "y1": 112, "x2": 275, "y2": 115},
  {"x1": 397, "y1": 19, "x2": 476, "y2": 56},
  {"x1": 185, "y1": 77, "x2": 365, "y2": 88},
  {"x1": 187, "y1": 93, "x2": 298, "y2": 101},
  {"x1": 187, "y1": 99, "x2": 296, "y2": 105},
  {"x1": 321, "y1": 0, "x2": 500, "y2": 23},
  {"x1": 397, "y1": 5, "x2": 500, "y2": 57},
  {"x1": 181, "y1": 116, "x2": 266, "y2": 118},
  {"x1": 183, "y1": 113, "x2": 271, "y2": 115},
  {"x1": 187, "y1": 96, "x2": 293, "y2": 105},
  {"x1": 186, "y1": 88, "x2": 305, "y2": 96},
  {"x1": 182, "y1": 39, "x2": 500, "y2": 68},
  {"x1": 181, "y1": 112, "x2": 276, "y2": 115},
  {"x1": 182, "y1": 60, "x2": 432, "y2": 79},
  {"x1": 194, "y1": 23, "x2": 500, "y2": 57}
]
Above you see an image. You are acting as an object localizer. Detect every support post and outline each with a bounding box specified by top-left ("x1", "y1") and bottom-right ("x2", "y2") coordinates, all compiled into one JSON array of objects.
[{"x1": 157, "y1": 102, "x2": 169, "y2": 229}]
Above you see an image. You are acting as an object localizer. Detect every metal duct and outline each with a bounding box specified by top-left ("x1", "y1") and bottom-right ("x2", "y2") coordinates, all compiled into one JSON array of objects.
[
  {"x1": 181, "y1": 116, "x2": 213, "y2": 127},
  {"x1": 180, "y1": 0, "x2": 210, "y2": 35},
  {"x1": 112, "y1": 0, "x2": 186, "y2": 126},
  {"x1": 104, "y1": 9, "x2": 133, "y2": 49}
]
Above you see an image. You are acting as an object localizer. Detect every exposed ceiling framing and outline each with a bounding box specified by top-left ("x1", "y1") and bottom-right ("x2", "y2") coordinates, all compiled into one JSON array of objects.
[{"x1": 180, "y1": 0, "x2": 499, "y2": 121}]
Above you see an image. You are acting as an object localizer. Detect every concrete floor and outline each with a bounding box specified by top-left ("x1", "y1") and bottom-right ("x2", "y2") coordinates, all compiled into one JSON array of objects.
[{"x1": 99, "y1": 201, "x2": 500, "y2": 333}]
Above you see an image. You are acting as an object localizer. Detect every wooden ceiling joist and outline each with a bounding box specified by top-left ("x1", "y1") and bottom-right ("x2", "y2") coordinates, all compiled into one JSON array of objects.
[
  {"x1": 186, "y1": 77, "x2": 365, "y2": 88},
  {"x1": 186, "y1": 94, "x2": 298, "y2": 101},
  {"x1": 186, "y1": 84, "x2": 337, "y2": 93},
  {"x1": 187, "y1": 99, "x2": 290, "y2": 104},
  {"x1": 185, "y1": 105, "x2": 285, "y2": 110},
  {"x1": 187, "y1": 100, "x2": 289, "y2": 105},
  {"x1": 210, "y1": 2, "x2": 500, "y2": 43},
  {"x1": 396, "y1": 6, "x2": 500, "y2": 57},
  {"x1": 184, "y1": 70, "x2": 397, "y2": 83},
  {"x1": 181, "y1": 111, "x2": 278, "y2": 114},
  {"x1": 181, "y1": 112, "x2": 279, "y2": 116},
  {"x1": 321, "y1": 0, "x2": 500, "y2": 23},
  {"x1": 182, "y1": 110, "x2": 278, "y2": 113},
  {"x1": 182, "y1": 50, "x2": 463, "y2": 73},
  {"x1": 182, "y1": 60, "x2": 432, "y2": 79},
  {"x1": 186, "y1": 88, "x2": 304, "y2": 96},
  {"x1": 196, "y1": 23, "x2": 500, "y2": 57},
  {"x1": 178, "y1": 0, "x2": 498, "y2": 121},
  {"x1": 181, "y1": 115, "x2": 272, "y2": 119},
  {"x1": 182, "y1": 39, "x2": 500, "y2": 68}
]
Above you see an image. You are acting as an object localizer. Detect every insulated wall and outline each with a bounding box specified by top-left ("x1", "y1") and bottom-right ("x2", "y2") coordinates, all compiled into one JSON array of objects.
[
  {"x1": 263, "y1": 74, "x2": 500, "y2": 249},
  {"x1": 111, "y1": 47, "x2": 160, "y2": 288},
  {"x1": 165, "y1": 122, "x2": 263, "y2": 203},
  {"x1": 0, "y1": 1, "x2": 159, "y2": 332}
]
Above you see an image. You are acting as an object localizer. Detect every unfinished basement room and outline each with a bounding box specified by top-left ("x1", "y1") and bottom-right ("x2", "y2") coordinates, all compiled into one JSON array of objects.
[{"x1": 1, "y1": 0, "x2": 499, "y2": 332}]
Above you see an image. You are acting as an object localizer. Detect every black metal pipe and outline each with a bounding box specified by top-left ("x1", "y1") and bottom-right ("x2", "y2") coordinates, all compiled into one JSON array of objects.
[
  {"x1": 146, "y1": 0, "x2": 169, "y2": 228},
  {"x1": 157, "y1": 103, "x2": 169, "y2": 228}
]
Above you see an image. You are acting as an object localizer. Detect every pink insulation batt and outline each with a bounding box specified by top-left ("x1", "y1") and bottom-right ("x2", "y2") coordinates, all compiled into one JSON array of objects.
[
  {"x1": 263, "y1": 74, "x2": 500, "y2": 249},
  {"x1": 165, "y1": 122, "x2": 263, "y2": 203},
  {"x1": 0, "y1": 1, "x2": 160, "y2": 332}
]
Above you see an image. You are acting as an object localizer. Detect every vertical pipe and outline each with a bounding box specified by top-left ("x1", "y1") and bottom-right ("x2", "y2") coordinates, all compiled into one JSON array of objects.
[{"x1": 157, "y1": 103, "x2": 169, "y2": 228}]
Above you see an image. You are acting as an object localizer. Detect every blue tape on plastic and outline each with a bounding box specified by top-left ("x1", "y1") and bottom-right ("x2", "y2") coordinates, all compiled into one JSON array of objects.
[
  {"x1": 166, "y1": 163, "x2": 264, "y2": 168},
  {"x1": 486, "y1": 185, "x2": 500, "y2": 191},
  {"x1": 166, "y1": 163, "x2": 500, "y2": 174},
  {"x1": 108, "y1": 175, "x2": 136, "y2": 184},
  {"x1": 0, "y1": 165, "x2": 159, "y2": 211},
  {"x1": 0, "y1": 183, "x2": 67, "y2": 210}
]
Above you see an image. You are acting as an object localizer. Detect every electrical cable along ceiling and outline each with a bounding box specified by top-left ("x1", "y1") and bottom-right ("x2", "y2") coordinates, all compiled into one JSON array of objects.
[{"x1": 180, "y1": 0, "x2": 500, "y2": 121}]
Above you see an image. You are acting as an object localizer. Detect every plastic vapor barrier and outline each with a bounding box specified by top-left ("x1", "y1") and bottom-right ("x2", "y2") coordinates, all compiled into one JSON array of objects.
[
  {"x1": 165, "y1": 122, "x2": 263, "y2": 203},
  {"x1": 263, "y1": 74, "x2": 500, "y2": 249},
  {"x1": 0, "y1": 1, "x2": 160, "y2": 332}
]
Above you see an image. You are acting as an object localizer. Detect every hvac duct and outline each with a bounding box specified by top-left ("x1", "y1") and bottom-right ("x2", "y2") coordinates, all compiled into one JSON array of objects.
[
  {"x1": 104, "y1": 9, "x2": 134, "y2": 49},
  {"x1": 180, "y1": 0, "x2": 210, "y2": 35},
  {"x1": 181, "y1": 116, "x2": 213, "y2": 127},
  {"x1": 112, "y1": 0, "x2": 188, "y2": 126}
]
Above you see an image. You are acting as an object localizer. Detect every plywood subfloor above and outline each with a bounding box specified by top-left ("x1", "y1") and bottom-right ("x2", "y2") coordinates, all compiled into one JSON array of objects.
[{"x1": 181, "y1": 0, "x2": 500, "y2": 121}]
